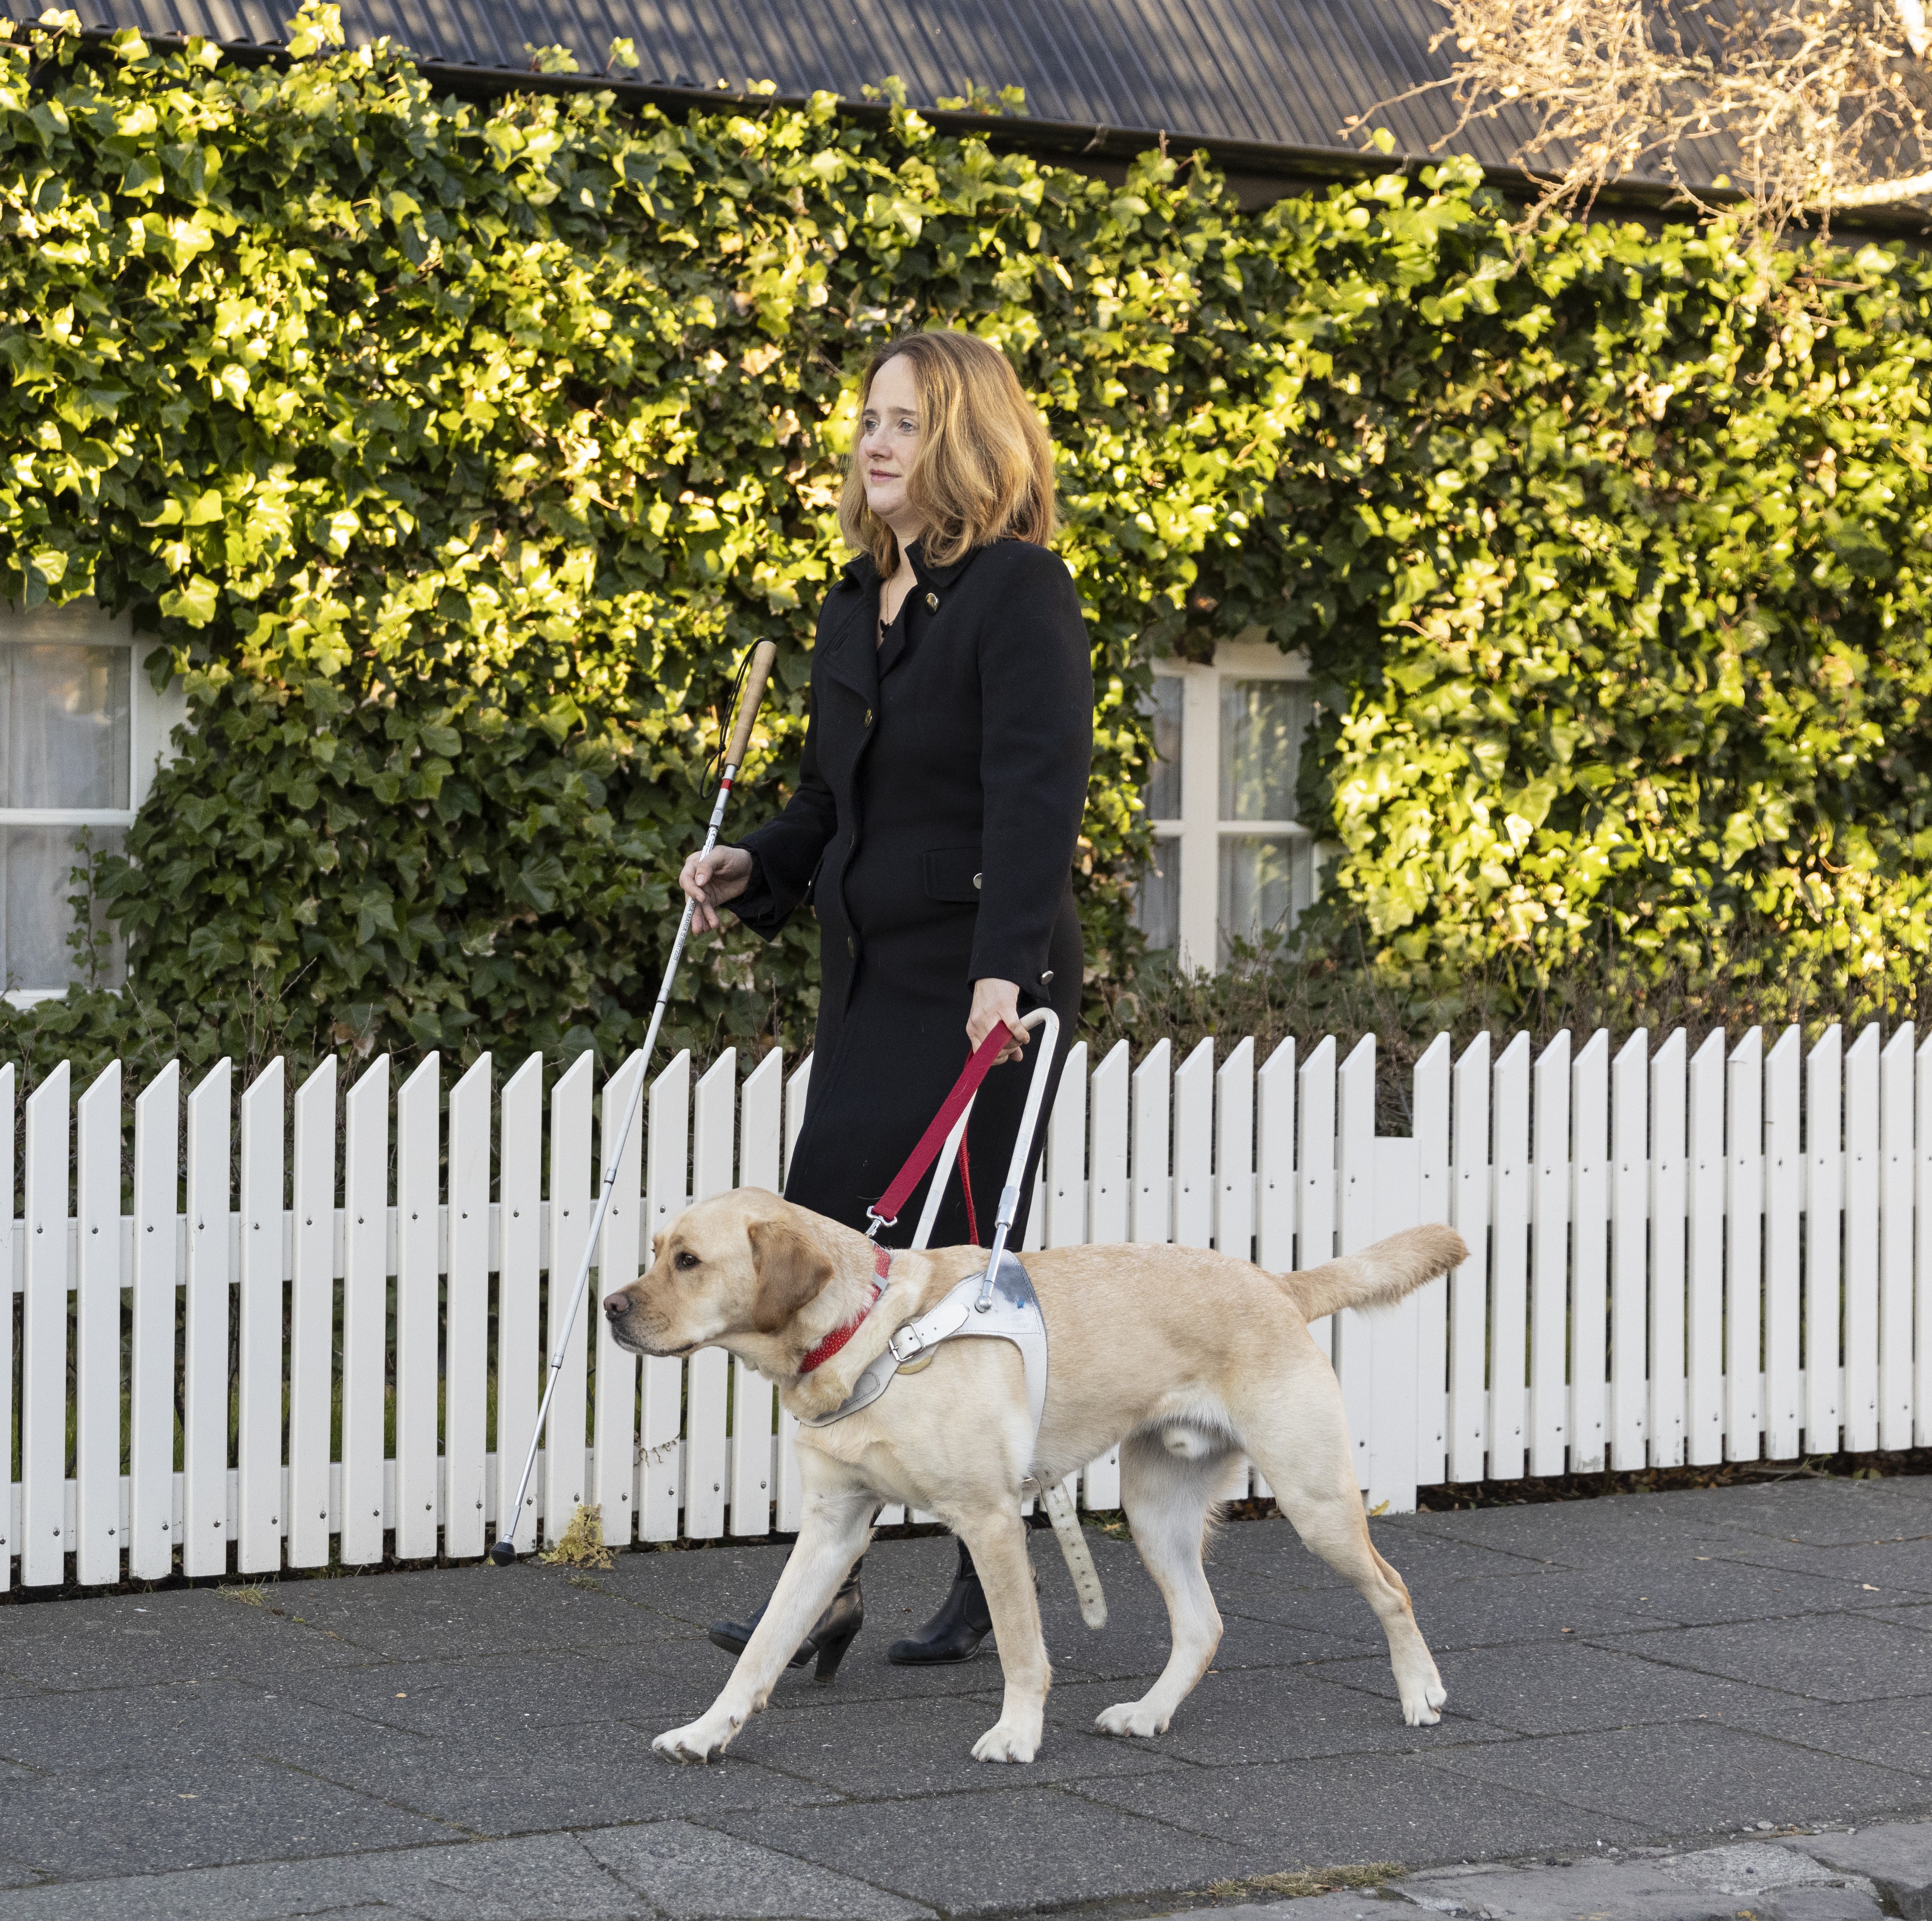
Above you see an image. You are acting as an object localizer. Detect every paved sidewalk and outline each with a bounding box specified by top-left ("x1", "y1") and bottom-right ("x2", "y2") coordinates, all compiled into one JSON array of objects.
[{"x1": 0, "y1": 1475, "x2": 1928, "y2": 1919}]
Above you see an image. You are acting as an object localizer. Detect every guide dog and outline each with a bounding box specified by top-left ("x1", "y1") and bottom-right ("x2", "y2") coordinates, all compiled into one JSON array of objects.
[{"x1": 602, "y1": 1190, "x2": 1464, "y2": 1765}]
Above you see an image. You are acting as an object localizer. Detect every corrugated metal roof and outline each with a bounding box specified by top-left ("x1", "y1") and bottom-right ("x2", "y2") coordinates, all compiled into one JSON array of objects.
[{"x1": 41, "y1": 0, "x2": 1716, "y2": 192}]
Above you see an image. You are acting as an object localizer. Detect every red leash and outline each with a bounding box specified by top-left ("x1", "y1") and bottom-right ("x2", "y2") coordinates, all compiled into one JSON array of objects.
[{"x1": 866, "y1": 1024, "x2": 1009, "y2": 1238}]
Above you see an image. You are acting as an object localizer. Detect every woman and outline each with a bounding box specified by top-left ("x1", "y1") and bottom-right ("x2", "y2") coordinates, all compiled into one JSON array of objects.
[{"x1": 679, "y1": 329, "x2": 1092, "y2": 1675}]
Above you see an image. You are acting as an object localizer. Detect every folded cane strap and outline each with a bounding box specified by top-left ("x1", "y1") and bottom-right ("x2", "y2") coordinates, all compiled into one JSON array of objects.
[{"x1": 868, "y1": 1025, "x2": 1010, "y2": 1230}]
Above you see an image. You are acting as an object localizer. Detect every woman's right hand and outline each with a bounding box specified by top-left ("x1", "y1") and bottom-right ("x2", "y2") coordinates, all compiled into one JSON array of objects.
[{"x1": 680, "y1": 845, "x2": 754, "y2": 934}]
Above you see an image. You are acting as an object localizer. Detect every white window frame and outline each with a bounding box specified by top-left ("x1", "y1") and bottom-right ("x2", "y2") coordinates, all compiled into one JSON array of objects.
[
  {"x1": 0, "y1": 600, "x2": 189, "y2": 1003},
  {"x1": 1145, "y1": 634, "x2": 1323, "y2": 973}
]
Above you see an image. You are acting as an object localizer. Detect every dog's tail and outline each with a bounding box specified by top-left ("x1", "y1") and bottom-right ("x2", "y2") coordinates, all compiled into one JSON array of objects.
[{"x1": 1277, "y1": 1223, "x2": 1467, "y2": 1322}]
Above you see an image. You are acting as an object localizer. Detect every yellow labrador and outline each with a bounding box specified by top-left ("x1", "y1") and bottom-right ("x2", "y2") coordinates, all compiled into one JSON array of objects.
[{"x1": 602, "y1": 1191, "x2": 1464, "y2": 1766}]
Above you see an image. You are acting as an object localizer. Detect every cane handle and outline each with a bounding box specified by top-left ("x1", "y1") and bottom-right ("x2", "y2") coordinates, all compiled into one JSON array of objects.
[{"x1": 726, "y1": 640, "x2": 779, "y2": 771}]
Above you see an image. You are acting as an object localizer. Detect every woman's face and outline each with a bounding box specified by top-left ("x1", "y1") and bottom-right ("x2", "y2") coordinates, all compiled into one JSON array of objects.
[{"x1": 857, "y1": 354, "x2": 921, "y2": 534}]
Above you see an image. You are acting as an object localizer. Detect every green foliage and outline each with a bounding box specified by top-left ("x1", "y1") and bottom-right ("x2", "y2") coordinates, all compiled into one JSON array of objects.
[
  {"x1": 1, "y1": 4, "x2": 1284, "y2": 1076},
  {"x1": 2, "y1": 3, "x2": 1929, "y2": 1097}
]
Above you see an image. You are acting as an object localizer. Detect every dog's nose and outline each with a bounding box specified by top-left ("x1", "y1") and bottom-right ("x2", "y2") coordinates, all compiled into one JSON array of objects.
[{"x1": 602, "y1": 1290, "x2": 629, "y2": 1321}]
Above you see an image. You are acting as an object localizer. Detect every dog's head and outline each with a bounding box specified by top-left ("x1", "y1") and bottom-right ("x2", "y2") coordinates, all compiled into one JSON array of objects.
[{"x1": 602, "y1": 1187, "x2": 840, "y2": 1362}]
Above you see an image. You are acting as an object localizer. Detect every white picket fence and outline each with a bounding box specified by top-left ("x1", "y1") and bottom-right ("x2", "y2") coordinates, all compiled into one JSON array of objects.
[{"x1": 5, "y1": 1021, "x2": 1928, "y2": 1589}]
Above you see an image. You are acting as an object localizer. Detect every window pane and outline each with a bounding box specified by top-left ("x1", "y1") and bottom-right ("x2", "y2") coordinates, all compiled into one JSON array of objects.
[
  {"x1": 1219, "y1": 678, "x2": 1311, "y2": 823},
  {"x1": 1132, "y1": 837, "x2": 1179, "y2": 952},
  {"x1": 0, "y1": 645, "x2": 131, "y2": 809},
  {"x1": 1218, "y1": 834, "x2": 1316, "y2": 962},
  {"x1": 0, "y1": 826, "x2": 126, "y2": 990},
  {"x1": 1142, "y1": 675, "x2": 1183, "y2": 821}
]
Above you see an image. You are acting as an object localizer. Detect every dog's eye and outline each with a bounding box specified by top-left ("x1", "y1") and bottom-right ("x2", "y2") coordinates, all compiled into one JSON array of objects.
[{"x1": 674, "y1": 1250, "x2": 701, "y2": 1272}]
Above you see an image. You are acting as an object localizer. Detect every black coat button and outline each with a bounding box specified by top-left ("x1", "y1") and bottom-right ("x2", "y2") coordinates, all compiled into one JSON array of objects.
[
  {"x1": 864, "y1": 707, "x2": 873, "y2": 726},
  {"x1": 847, "y1": 936, "x2": 857, "y2": 957}
]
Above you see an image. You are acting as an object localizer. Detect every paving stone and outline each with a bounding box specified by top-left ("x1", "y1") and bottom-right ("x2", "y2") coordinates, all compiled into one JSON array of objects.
[
  {"x1": 1211, "y1": 1514, "x2": 1566, "y2": 1587},
  {"x1": 1394, "y1": 1855, "x2": 1746, "y2": 1918},
  {"x1": 1423, "y1": 1721, "x2": 1927, "y2": 1834},
  {"x1": 584, "y1": 1818, "x2": 935, "y2": 1918},
  {"x1": 1399, "y1": 1490, "x2": 1763, "y2": 1569},
  {"x1": 706, "y1": 1785, "x2": 1264, "y2": 1915},
  {"x1": 1564, "y1": 1556, "x2": 1904, "y2": 1627},
  {"x1": 1711, "y1": 1531, "x2": 1932, "y2": 1598},
  {"x1": 1073, "y1": 1750, "x2": 1654, "y2": 1865},
  {"x1": 1042, "y1": 1665, "x2": 1514, "y2": 1766},
  {"x1": 0, "y1": 1591, "x2": 374, "y2": 1691},
  {"x1": 1306, "y1": 1638, "x2": 1784, "y2": 1738},
  {"x1": 1678, "y1": 1477, "x2": 1932, "y2": 1548},
  {"x1": 1149, "y1": 1898, "x2": 1405, "y2": 1921},
  {"x1": 732, "y1": 1688, "x2": 1181, "y2": 1793},
  {"x1": 1870, "y1": 1599, "x2": 1932, "y2": 1635},
  {"x1": 1708, "y1": 1691, "x2": 1932, "y2": 1773},
  {"x1": 1785, "y1": 1820, "x2": 1932, "y2": 1919},
  {"x1": 1587, "y1": 1610, "x2": 1932, "y2": 1702},
  {"x1": 0, "y1": 1754, "x2": 458, "y2": 1882}
]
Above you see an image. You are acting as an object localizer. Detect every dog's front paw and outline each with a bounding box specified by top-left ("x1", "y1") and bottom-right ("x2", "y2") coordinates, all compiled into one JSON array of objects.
[
  {"x1": 1095, "y1": 1699, "x2": 1171, "y2": 1739},
  {"x1": 1398, "y1": 1676, "x2": 1447, "y2": 1727},
  {"x1": 970, "y1": 1720, "x2": 1040, "y2": 1764},
  {"x1": 653, "y1": 1710, "x2": 741, "y2": 1763}
]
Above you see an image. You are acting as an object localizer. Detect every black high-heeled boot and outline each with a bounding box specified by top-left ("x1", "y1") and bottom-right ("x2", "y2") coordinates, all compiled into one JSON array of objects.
[
  {"x1": 887, "y1": 1537, "x2": 993, "y2": 1665},
  {"x1": 707, "y1": 1558, "x2": 864, "y2": 1682}
]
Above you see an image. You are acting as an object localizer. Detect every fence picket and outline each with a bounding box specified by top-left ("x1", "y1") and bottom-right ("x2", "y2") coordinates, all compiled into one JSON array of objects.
[
  {"x1": 74, "y1": 1064, "x2": 121, "y2": 1586},
  {"x1": 1763, "y1": 1027, "x2": 1804, "y2": 1459},
  {"x1": 394, "y1": 1055, "x2": 440, "y2": 1561},
  {"x1": 1448, "y1": 1034, "x2": 1490, "y2": 1484},
  {"x1": 1413, "y1": 1034, "x2": 1451, "y2": 1490},
  {"x1": 775, "y1": 1056, "x2": 812, "y2": 1533},
  {"x1": 1298, "y1": 1037, "x2": 1337, "y2": 1364},
  {"x1": 1336, "y1": 1035, "x2": 1376, "y2": 1494},
  {"x1": 182, "y1": 1060, "x2": 231, "y2": 1577},
  {"x1": 1255, "y1": 1037, "x2": 1295, "y2": 1274},
  {"x1": 1686, "y1": 1031, "x2": 1727, "y2": 1464},
  {"x1": 1215, "y1": 1038, "x2": 1255, "y2": 1265},
  {"x1": 1089, "y1": 1040, "x2": 1129, "y2": 1248},
  {"x1": 640, "y1": 1052, "x2": 690, "y2": 1541},
  {"x1": 237, "y1": 1059, "x2": 286, "y2": 1573},
  {"x1": 22, "y1": 1064, "x2": 70, "y2": 1589},
  {"x1": 1843, "y1": 1023, "x2": 1881, "y2": 1453},
  {"x1": 288, "y1": 1059, "x2": 337, "y2": 1569},
  {"x1": 445, "y1": 1054, "x2": 492, "y2": 1561},
  {"x1": 1879, "y1": 1023, "x2": 1915, "y2": 1451},
  {"x1": 1530, "y1": 1032, "x2": 1571, "y2": 1478},
  {"x1": 128, "y1": 1062, "x2": 178, "y2": 1582},
  {"x1": 1570, "y1": 1032, "x2": 1610, "y2": 1473},
  {"x1": 1173, "y1": 1038, "x2": 1213, "y2": 1248},
  {"x1": 685, "y1": 1051, "x2": 736, "y2": 1540},
  {"x1": 1805, "y1": 1026, "x2": 1844, "y2": 1455},
  {"x1": 340, "y1": 1056, "x2": 389, "y2": 1565},
  {"x1": 1489, "y1": 1034, "x2": 1531, "y2": 1480},
  {"x1": 544, "y1": 1052, "x2": 594, "y2": 1540},
  {"x1": 593, "y1": 1051, "x2": 645, "y2": 1546},
  {"x1": 1130, "y1": 1039, "x2": 1172, "y2": 1246},
  {"x1": 496, "y1": 1054, "x2": 544, "y2": 1549},
  {"x1": 1918, "y1": 1032, "x2": 1932, "y2": 1448},
  {"x1": 1648, "y1": 1031, "x2": 1688, "y2": 1468},
  {"x1": 732, "y1": 1049, "x2": 784, "y2": 1534},
  {"x1": 1045, "y1": 1041, "x2": 1088, "y2": 1250},
  {"x1": 1725, "y1": 1029, "x2": 1764, "y2": 1459},
  {"x1": 1611, "y1": 1031, "x2": 1651, "y2": 1468}
]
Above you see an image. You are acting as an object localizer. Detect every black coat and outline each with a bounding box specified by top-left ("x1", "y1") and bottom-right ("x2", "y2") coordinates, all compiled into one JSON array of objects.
[{"x1": 732, "y1": 536, "x2": 1092, "y2": 1247}]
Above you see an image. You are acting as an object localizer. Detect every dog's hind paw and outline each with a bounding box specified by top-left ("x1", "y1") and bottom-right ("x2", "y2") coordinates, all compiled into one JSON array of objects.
[
  {"x1": 653, "y1": 1712, "x2": 741, "y2": 1763},
  {"x1": 970, "y1": 1720, "x2": 1040, "y2": 1764},
  {"x1": 1095, "y1": 1700, "x2": 1172, "y2": 1738},
  {"x1": 1399, "y1": 1678, "x2": 1447, "y2": 1727}
]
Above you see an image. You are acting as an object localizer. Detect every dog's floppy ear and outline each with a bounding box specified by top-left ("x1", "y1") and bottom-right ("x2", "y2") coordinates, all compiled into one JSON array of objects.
[{"x1": 747, "y1": 1218, "x2": 835, "y2": 1334}]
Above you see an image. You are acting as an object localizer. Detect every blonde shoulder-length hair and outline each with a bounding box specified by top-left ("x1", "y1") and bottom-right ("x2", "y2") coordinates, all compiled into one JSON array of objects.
[{"x1": 839, "y1": 331, "x2": 1056, "y2": 574}]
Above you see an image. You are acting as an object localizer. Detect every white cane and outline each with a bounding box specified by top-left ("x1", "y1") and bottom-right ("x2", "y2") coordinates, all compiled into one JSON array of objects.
[{"x1": 490, "y1": 640, "x2": 779, "y2": 1566}]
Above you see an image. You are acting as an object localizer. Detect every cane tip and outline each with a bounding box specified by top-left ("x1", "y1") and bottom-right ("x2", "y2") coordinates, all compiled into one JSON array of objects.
[{"x1": 488, "y1": 1537, "x2": 518, "y2": 1567}]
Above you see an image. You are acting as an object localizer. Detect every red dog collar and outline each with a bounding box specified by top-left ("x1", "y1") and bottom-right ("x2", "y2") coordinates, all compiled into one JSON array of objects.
[{"x1": 798, "y1": 1245, "x2": 891, "y2": 1375}]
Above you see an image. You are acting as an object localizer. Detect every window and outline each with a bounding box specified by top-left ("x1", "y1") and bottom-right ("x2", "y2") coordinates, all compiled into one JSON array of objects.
[
  {"x1": 0, "y1": 602, "x2": 186, "y2": 1000},
  {"x1": 1132, "y1": 639, "x2": 1323, "y2": 969}
]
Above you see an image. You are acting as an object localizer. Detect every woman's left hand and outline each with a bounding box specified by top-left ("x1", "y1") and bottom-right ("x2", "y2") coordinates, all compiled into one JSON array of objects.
[{"x1": 967, "y1": 977, "x2": 1029, "y2": 1065}]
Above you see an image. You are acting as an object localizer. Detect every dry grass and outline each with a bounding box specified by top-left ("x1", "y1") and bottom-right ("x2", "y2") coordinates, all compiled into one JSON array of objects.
[
  {"x1": 537, "y1": 1503, "x2": 615, "y2": 1571},
  {"x1": 1206, "y1": 1861, "x2": 1403, "y2": 1899}
]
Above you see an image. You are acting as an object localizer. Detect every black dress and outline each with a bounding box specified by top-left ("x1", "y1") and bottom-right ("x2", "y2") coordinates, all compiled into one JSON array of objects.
[{"x1": 730, "y1": 536, "x2": 1092, "y2": 1247}]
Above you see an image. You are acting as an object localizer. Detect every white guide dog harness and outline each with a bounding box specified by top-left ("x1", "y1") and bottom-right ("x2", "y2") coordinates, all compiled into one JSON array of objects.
[{"x1": 798, "y1": 1010, "x2": 1106, "y2": 1629}]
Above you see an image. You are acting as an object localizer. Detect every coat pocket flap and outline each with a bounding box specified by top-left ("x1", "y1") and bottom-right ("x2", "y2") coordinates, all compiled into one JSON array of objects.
[{"x1": 921, "y1": 846, "x2": 984, "y2": 904}]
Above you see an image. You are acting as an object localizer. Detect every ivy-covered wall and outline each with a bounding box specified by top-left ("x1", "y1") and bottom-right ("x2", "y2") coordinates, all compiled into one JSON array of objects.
[{"x1": 3, "y1": 5, "x2": 1929, "y2": 1086}]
